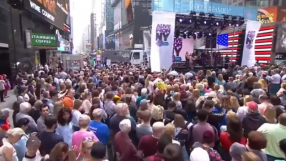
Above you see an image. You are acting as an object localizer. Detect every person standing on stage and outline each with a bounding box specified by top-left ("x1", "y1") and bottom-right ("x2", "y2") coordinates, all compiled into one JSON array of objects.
[{"x1": 185, "y1": 52, "x2": 190, "y2": 68}]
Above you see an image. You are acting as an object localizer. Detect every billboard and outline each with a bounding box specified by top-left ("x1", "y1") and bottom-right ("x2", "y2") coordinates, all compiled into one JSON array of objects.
[
  {"x1": 24, "y1": 0, "x2": 70, "y2": 32},
  {"x1": 258, "y1": 6, "x2": 277, "y2": 24},
  {"x1": 258, "y1": 6, "x2": 286, "y2": 24},
  {"x1": 152, "y1": 0, "x2": 258, "y2": 20},
  {"x1": 275, "y1": 23, "x2": 286, "y2": 53},
  {"x1": 125, "y1": 0, "x2": 133, "y2": 23}
]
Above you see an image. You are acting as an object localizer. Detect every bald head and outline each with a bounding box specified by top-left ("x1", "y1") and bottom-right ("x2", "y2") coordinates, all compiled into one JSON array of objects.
[
  {"x1": 279, "y1": 113, "x2": 286, "y2": 126},
  {"x1": 152, "y1": 122, "x2": 165, "y2": 138}
]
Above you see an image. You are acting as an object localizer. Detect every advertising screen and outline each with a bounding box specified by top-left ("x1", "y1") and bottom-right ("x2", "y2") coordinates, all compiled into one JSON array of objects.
[
  {"x1": 58, "y1": 39, "x2": 70, "y2": 52},
  {"x1": 24, "y1": 0, "x2": 70, "y2": 31},
  {"x1": 257, "y1": 6, "x2": 277, "y2": 24},
  {"x1": 275, "y1": 23, "x2": 286, "y2": 53}
]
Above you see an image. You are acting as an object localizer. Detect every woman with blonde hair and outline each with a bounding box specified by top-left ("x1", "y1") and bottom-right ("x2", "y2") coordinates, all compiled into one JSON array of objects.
[
  {"x1": 216, "y1": 74, "x2": 226, "y2": 86},
  {"x1": 173, "y1": 92, "x2": 182, "y2": 109},
  {"x1": 277, "y1": 82, "x2": 286, "y2": 106},
  {"x1": 145, "y1": 75, "x2": 154, "y2": 94},
  {"x1": 0, "y1": 128, "x2": 25, "y2": 161},
  {"x1": 192, "y1": 89, "x2": 200, "y2": 102},
  {"x1": 206, "y1": 70, "x2": 212, "y2": 78},
  {"x1": 163, "y1": 124, "x2": 180, "y2": 145},
  {"x1": 230, "y1": 96, "x2": 240, "y2": 112},
  {"x1": 173, "y1": 114, "x2": 189, "y2": 160},
  {"x1": 78, "y1": 137, "x2": 96, "y2": 161},
  {"x1": 195, "y1": 83, "x2": 205, "y2": 96},
  {"x1": 263, "y1": 103, "x2": 277, "y2": 123},
  {"x1": 236, "y1": 95, "x2": 253, "y2": 121},
  {"x1": 258, "y1": 79, "x2": 268, "y2": 92},
  {"x1": 80, "y1": 92, "x2": 92, "y2": 114}
]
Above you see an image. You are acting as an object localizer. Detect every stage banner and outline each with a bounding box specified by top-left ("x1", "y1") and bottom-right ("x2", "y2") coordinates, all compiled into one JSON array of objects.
[
  {"x1": 241, "y1": 20, "x2": 261, "y2": 67},
  {"x1": 150, "y1": 11, "x2": 176, "y2": 72},
  {"x1": 173, "y1": 38, "x2": 195, "y2": 62}
]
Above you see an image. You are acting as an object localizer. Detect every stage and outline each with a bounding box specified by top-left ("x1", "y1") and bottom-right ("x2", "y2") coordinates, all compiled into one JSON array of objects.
[{"x1": 172, "y1": 61, "x2": 228, "y2": 73}]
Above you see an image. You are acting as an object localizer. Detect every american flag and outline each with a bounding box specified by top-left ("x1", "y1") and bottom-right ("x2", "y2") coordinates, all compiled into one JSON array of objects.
[
  {"x1": 255, "y1": 26, "x2": 274, "y2": 64},
  {"x1": 216, "y1": 31, "x2": 242, "y2": 62}
]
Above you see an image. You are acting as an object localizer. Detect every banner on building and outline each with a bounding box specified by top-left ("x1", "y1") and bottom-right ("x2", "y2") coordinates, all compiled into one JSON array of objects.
[
  {"x1": 150, "y1": 11, "x2": 176, "y2": 72},
  {"x1": 241, "y1": 20, "x2": 261, "y2": 67}
]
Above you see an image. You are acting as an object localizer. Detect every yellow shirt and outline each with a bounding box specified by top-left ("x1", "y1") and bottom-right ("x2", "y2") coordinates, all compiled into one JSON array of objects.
[{"x1": 257, "y1": 123, "x2": 286, "y2": 159}]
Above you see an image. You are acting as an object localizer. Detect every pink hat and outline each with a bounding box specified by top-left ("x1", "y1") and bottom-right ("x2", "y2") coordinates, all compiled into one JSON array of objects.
[{"x1": 246, "y1": 101, "x2": 258, "y2": 111}]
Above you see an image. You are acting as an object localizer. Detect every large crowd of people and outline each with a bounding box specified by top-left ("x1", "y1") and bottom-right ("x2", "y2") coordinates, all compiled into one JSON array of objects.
[{"x1": 0, "y1": 64, "x2": 285, "y2": 161}]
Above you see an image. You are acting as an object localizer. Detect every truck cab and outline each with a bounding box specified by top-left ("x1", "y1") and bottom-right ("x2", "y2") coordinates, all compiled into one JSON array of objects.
[{"x1": 130, "y1": 49, "x2": 149, "y2": 66}]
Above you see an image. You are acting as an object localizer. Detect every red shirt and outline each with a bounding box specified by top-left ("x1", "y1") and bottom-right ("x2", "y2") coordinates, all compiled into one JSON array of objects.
[
  {"x1": 138, "y1": 135, "x2": 159, "y2": 158},
  {"x1": 220, "y1": 132, "x2": 247, "y2": 151},
  {"x1": 113, "y1": 131, "x2": 140, "y2": 161}
]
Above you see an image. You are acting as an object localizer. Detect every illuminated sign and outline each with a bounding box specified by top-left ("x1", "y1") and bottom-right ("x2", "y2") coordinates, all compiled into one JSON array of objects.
[{"x1": 257, "y1": 12, "x2": 275, "y2": 24}]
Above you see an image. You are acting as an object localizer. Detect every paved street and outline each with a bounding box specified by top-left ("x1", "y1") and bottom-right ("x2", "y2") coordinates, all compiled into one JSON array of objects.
[{"x1": 0, "y1": 90, "x2": 16, "y2": 128}]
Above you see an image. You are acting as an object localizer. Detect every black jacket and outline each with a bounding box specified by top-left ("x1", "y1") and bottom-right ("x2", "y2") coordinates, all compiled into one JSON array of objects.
[{"x1": 242, "y1": 112, "x2": 267, "y2": 137}]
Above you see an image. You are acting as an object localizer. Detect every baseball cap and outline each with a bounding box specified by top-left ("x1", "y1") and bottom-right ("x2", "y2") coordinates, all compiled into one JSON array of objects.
[
  {"x1": 90, "y1": 142, "x2": 106, "y2": 159},
  {"x1": 246, "y1": 101, "x2": 258, "y2": 112},
  {"x1": 26, "y1": 136, "x2": 41, "y2": 148}
]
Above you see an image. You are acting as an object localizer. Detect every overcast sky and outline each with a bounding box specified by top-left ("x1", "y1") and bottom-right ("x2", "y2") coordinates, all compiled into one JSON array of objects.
[{"x1": 72, "y1": 0, "x2": 102, "y2": 52}]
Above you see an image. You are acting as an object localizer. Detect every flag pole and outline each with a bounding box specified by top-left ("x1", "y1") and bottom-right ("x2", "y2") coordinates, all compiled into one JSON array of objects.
[{"x1": 231, "y1": 25, "x2": 235, "y2": 66}]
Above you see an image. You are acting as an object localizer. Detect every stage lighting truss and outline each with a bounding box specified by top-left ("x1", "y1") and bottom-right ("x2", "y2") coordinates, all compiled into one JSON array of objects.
[{"x1": 175, "y1": 12, "x2": 245, "y2": 39}]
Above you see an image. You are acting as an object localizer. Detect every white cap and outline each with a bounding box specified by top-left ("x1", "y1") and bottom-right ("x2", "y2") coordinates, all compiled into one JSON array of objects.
[{"x1": 190, "y1": 147, "x2": 210, "y2": 161}]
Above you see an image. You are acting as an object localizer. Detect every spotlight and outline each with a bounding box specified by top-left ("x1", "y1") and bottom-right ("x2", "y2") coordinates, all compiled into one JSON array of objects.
[
  {"x1": 190, "y1": 11, "x2": 196, "y2": 15},
  {"x1": 189, "y1": 19, "x2": 192, "y2": 23},
  {"x1": 208, "y1": 13, "x2": 215, "y2": 18},
  {"x1": 216, "y1": 22, "x2": 219, "y2": 25},
  {"x1": 229, "y1": 23, "x2": 232, "y2": 26},
  {"x1": 232, "y1": 16, "x2": 237, "y2": 20},
  {"x1": 179, "y1": 19, "x2": 183, "y2": 22},
  {"x1": 236, "y1": 24, "x2": 239, "y2": 27},
  {"x1": 199, "y1": 12, "x2": 205, "y2": 16},
  {"x1": 209, "y1": 33, "x2": 212, "y2": 36},
  {"x1": 204, "y1": 21, "x2": 207, "y2": 24},
  {"x1": 223, "y1": 15, "x2": 230, "y2": 20}
]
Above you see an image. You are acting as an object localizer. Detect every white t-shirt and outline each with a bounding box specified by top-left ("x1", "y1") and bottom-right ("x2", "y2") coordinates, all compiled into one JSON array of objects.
[
  {"x1": 0, "y1": 80, "x2": 5, "y2": 90},
  {"x1": 271, "y1": 74, "x2": 281, "y2": 84},
  {"x1": 22, "y1": 151, "x2": 42, "y2": 161}
]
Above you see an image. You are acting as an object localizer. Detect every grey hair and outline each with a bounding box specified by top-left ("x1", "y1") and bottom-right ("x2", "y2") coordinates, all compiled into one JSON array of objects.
[{"x1": 20, "y1": 102, "x2": 32, "y2": 113}]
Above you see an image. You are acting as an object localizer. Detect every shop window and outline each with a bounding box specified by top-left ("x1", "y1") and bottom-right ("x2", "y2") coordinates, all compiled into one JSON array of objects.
[{"x1": 133, "y1": 52, "x2": 140, "y2": 59}]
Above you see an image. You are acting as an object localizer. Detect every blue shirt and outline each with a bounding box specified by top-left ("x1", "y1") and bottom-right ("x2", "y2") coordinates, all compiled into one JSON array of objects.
[
  {"x1": 89, "y1": 121, "x2": 110, "y2": 146},
  {"x1": 14, "y1": 135, "x2": 28, "y2": 161},
  {"x1": 56, "y1": 123, "x2": 73, "y2": 147}
]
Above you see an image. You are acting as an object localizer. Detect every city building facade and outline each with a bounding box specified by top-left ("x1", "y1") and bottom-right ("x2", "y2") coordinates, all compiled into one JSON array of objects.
[
  {"x1": 2, "y1": 0, "x2": 71, "y2": 78},
  {"x1": 111, "y1": 0, "x2": 152, "y2": 49}
]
